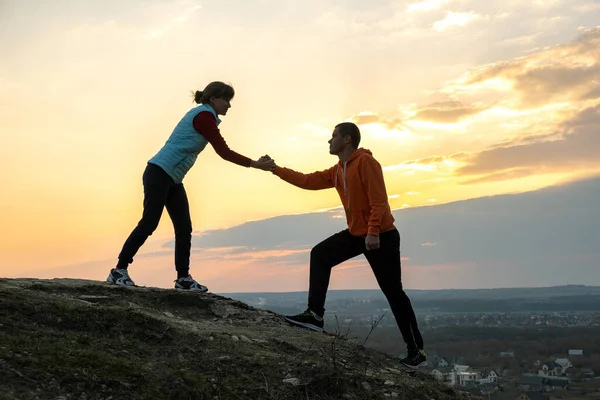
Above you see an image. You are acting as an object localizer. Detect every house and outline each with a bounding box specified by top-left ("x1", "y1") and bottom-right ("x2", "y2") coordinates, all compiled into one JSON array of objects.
[
  {"x1": 448, "y1": 365, "x2": 481, "y2": 387},
  {"x1": 518, "y1": 392, "x2": 549, "y2": 400},
  {"x1": 458, "y1": 370, "x2": 481, "y2": 387},
  {"x1": 428, "y1": 355, "x2": 451, "y2": 368},
  {"x1": 555, "y1": 358, "x2": 572, "y2": 372},
  {"x1": 480, "y1": 369, "x2": 500, "y2": 384},
  {"x1": 539, "y1": 361, "x2": 562, "y2": 377},
  {"x1": 454, "y1": 364, "x2": 470, "y2": 373},
  {"x1": 568, "y1": 349, "x2": 583, "y2": 356}
]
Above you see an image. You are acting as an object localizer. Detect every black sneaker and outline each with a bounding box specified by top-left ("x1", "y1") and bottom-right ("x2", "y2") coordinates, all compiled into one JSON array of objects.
[
  {"x1": 107, "y1": 268, "x2": 135, "y2": 286},
  {"x1": 401, "y1": 349, "x2": 427, "y2": 369},
  {"x1": 174, "y1": 275, "x2": 208, "y2": 293},
  {"x1": 284, "y1": 309, "x2": 324, "y2": 332}
]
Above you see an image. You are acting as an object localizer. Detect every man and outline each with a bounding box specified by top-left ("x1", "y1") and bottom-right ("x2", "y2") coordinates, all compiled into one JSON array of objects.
[{"x1": 261, "y1": 122, "x2": 426, "y2": 368}]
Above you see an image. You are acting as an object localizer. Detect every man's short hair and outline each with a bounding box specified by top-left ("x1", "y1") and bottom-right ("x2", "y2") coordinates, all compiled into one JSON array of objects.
[{"x1": 335, "y1": 122, "x2": 361, "y2": 148}]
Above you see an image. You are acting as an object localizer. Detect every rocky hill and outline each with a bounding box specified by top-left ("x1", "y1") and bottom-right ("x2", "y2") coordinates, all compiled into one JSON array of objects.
[{"x1": 0, "y1": 278, "x2": 478, "y2": 400}]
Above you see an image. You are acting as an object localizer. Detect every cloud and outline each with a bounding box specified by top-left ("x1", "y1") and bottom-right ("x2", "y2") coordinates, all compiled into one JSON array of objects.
[
  {"x1": 384, "y1": 152, "x2": 469, "y2": 172},
  {"x1": 143, "y1": 177, "x2": 600, "y2": 289},
  {"x1": 387, "y1": 26, "x2": 600, "y2": 184},
  {"x1": 533, "y1": 0, "x2": 563, "y2": 7},
  {"x1": 145, "y1": 0, "x2": 202, "y2": 39},
  {"x1": 351, "y1": 112, "x2": 405, "y2": 130},
  {"x1": 447, "y1": 26, "x2": 600, "y2": 108},
  {"x1": 460, "y1": 168, "x2": 536, "y2": 185},
  {"x1": 409, "y1": 101, "x2": 488, "y2": 123},
  {"x1": 408, "y1": 0, "x2": 453, "y2": 13},
  {"x1": 456, "y1": 103, "x2": 600, "y2": 180},
  {"x1": 433, "y1": 11, "x2": 484, "y2": 32}
]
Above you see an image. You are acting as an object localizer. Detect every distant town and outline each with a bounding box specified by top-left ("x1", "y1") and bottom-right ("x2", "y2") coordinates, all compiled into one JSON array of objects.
[{"x1": 227, "y1": 285, "x2": 600, "y2": 400}]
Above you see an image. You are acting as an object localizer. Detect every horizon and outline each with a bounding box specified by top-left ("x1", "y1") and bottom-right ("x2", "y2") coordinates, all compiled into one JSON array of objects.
[{"x1": 1, "y1": 1, "x2": 599, "y2": 292}]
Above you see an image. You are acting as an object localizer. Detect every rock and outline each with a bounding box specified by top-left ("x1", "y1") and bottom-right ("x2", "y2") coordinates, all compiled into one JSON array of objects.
[
  {"x1": 282, "y1": 378, "x2": 300, "y2": 386},
  {"x1": 384, "y1": 380, "x2": 395, "y2": 386},
  {"x1": 231, "y1": 335, "x2": 239, "y2": 341},
  {"x1": 240, "y1": 335, "x2": 252, "y2": 343},
  {"x1": 210, "y1": 302, "x2": 239, "y2": 318},
  {"x1": 391, "y1": 392, "x2": 398, "y2": 398},
  {"x1": 361, "y1": 381, "x2": 372, "y2": 390},
  {"x1": 163, "y1": 311, "x2": 175, "y2": 318}
]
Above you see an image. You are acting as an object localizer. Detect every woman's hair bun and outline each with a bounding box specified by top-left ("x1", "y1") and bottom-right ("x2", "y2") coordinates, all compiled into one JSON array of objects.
[{"x1": 194, "y1": 90, "x2": 203, "y2": 104}]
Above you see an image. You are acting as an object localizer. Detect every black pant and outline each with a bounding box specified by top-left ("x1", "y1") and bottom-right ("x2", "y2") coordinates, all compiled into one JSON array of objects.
[
  {"x1": 308, "y1": 228, "x2": 424, "y2": 351},
  {"x1": 117, "y1": 163, "x2": 192, "y2": 277}
]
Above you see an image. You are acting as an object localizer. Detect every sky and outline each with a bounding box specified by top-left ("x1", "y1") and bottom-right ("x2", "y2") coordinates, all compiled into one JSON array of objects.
[{"x1": 1, "y1": 0, "x2": 599, "y2": 292}]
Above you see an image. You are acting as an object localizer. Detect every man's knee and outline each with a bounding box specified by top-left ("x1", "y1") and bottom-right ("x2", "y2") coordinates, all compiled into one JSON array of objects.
[{"x1": 310, "y1": 243, "x2": 328, "y2": 262}]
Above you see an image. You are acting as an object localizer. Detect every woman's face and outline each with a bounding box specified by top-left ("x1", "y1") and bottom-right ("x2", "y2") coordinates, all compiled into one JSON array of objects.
[{"x1": 211, "y1": 97, "x2": 231, "y2": 116}]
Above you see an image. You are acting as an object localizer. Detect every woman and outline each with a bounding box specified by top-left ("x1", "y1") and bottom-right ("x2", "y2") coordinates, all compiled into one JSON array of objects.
[{"x1": 107, "y1": 81, "x2": 275, "y2": 292}]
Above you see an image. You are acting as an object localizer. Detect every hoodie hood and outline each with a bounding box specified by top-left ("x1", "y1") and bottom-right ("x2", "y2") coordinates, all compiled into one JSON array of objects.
[{"x1": 338, "y1": 148, "x2": 372, "y2": 165}]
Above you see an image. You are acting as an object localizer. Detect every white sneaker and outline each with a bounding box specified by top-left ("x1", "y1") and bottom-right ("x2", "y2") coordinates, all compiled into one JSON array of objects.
[
  {"x1": 174, "y1": 275, "x2": 208, "y2": 293},
  {"x1": 107, "y1": 268, "x2": 135, "y2": 286}
]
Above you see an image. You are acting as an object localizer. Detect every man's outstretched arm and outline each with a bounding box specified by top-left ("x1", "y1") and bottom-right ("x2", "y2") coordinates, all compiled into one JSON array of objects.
[{"x1": 273, "y1": 165, "x2": 336, "y2": 190}]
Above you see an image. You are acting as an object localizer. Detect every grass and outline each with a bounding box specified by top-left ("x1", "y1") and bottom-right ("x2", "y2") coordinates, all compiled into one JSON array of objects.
[{"x1": 0, "y1": 280, "x2": 476, "y2": 400}]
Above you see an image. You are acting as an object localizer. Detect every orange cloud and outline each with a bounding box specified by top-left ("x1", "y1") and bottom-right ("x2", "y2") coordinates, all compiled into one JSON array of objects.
[
  {"x1": 351, "y1": 112, "x2": 404, "y2": 130},
  {"x1": 454, "y1": 27, "x2": 600, "y2": 108},
  {"x1": 410, "y1": 101, "x2": 488, "y2": 123},
  {"x1": 455, "y1": 104, "x2": 600, "y2": 181}
]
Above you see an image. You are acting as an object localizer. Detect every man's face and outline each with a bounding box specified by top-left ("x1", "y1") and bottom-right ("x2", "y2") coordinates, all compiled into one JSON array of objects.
[{"x1": 328, "y1": 127, "x2": 348, "y2": 155}]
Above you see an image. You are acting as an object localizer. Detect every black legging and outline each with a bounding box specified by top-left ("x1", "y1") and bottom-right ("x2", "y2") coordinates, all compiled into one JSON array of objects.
[
  {"x1": 117, "y1": 163, "x2": 192, "y2": 278},
  {"x1": 308, "y1": 228, "x2": 424, "y2": 351}
]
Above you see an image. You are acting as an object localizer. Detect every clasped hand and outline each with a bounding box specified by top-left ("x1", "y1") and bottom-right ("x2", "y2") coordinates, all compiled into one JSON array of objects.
[{"x1": 252, "y1": 155, "x2": 276, "y2": 171}]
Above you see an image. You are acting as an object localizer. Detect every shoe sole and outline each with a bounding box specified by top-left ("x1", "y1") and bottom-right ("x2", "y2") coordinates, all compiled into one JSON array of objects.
[
  {"x1": 175, "y1": 287, "x2": 208, "y2": 293},
  {"x1": 284, "y1": 316, "x2": 324, "y2": 332},
  {"x1": 402, "y1": 361, "x2": 428, "y2": 369}
]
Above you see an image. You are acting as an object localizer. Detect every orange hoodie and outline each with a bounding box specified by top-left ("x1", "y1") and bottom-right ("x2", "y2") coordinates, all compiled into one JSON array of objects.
[{"x1": 273, "y1": 148, "x2": 395, "y2": 237}]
